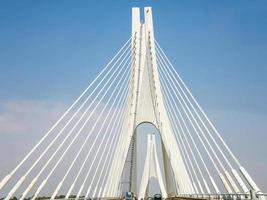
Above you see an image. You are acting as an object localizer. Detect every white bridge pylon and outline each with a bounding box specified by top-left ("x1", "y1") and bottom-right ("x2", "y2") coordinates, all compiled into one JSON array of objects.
[
  {"x1": 104, "y1": 7, "x2": 194, "y2": 197},
  {"x1": 139, "y1": 134, "x2": 167, "y2": 199},
  {"x1": 103, "y1": 7, "x2": 262, "y2": 198}
]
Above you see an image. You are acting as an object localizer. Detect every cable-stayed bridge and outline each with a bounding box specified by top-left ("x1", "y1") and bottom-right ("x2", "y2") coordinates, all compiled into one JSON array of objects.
[{"x1": 0, "y1": 7, "x2": 265, "y2": 200}]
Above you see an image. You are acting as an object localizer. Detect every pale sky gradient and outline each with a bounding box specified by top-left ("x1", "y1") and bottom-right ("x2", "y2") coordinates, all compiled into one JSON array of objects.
[{"x1": 0, "y1": 0, "x2": 266, "y2": 194}]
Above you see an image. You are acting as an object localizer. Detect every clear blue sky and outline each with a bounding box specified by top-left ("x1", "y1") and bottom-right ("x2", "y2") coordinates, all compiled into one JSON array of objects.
[{"x1": 0, "y1": 0, "x2": 266, "y2": 192}]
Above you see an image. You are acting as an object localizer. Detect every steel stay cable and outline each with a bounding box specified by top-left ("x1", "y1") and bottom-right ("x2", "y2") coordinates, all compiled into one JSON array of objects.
[
  {"x1": 92, "y1": 89, "x2": 130, "y2": 198},
  {"x1": 105, "y1": 95, "x2": 134, "y2": 197},
  {"x1": 156, "y1": 44, "x2": 244, "y2": 193},
  {"x1": 161, "y1": 81, "x2": 202, "y2": 194},
  {"x1": 159, "y1": 69, "x2": 220, "y2": 193},
  {"x1": 82, "y1": 74, "x2": 132, "y2": 199},
  {"x1": 157, "y1": 56, "x2": 220, "y2": 193},
  {"x1": 158, "y1": 63, "x2": 208, "y2": 193},
  {"x1": 156, "y1": 48, "x2": 241, "y2": 193},
  {"x1": 160, "y1": 72, "x2": 197, "y2": 181},
  {"x1": 156, "y1": 40, "x2": 254, "y2": 193},
  {"x1": 87, "y1": 71, "x2": 134, "y2": 199},
  {"x1": 161, "y1": 82, "x2": 200, "y2": 183},
  {"x1": 155, "y1": 40, "x2": 241, "y2": 168},
  {"x1": 157, "y1": 54, "x2": 212, "y2": 177},
  {"x1": 99, "y1": 101, "x2": 131, "y2": 198},
  {"x1": 157, "y1": 53, "x2": 222, "y2": 176},
  {"x1": 105, "y1": 64, "x2": 140, "y2": 195},
  {"x1": 94, "y1": 70, "x2": 134, "y2": 198},
  {"x1": 16, "y1": 41, "x2": 132, "y2": 200},
  {"x1": 156, "y1": 46, "x2": 230, "y2": 174},
  {"x1": 51, "y1": 79, "x2": 130, "y2": 199},
  {"x1": 75, "y1": 68, "x2": 131, "y2": 199},
  {"x1": 30, "y1": 53, "x2": 132, "y2": 200},
  {"x1": 84, "y1": 93, "x2": 129, "y2": 199},
  {"x1": 65, "y1": 86, "x2": 129, "y2": 199},
  {"x1": 158, "y1": 52, "x2": 234, "y2": 193},
  {"x1": 98, "y1": 76, "x2": 134, "y2": 198},
  {"x1": 67, "y1": 66, "x2": 132, "y2": 200},
  {"x1": 165, "y1": 103, "x2": 199, "y2": 193},
  {"x1": 0, "y1": 37, "x2": 132, "y2": 193},
  {"x1": 15, "y1": 43, "x2": 132, "y2": 200},
  {"x1": 48, "y1": 58, "x2": 132, "y2": 200},
  {"x1": 67, "y1": 68, "x2": 134, "y2": 199},
  {"x1": 159, "y1": 70, "x2": 210, "y2": 193}
]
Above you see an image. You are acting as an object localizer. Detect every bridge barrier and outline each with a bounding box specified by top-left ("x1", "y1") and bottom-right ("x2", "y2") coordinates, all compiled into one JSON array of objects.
[{"x1": 171, "y1": 192, "x2": 267, "y2": 200}]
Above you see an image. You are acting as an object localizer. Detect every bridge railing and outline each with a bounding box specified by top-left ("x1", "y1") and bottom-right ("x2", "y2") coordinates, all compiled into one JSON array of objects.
[{"x1": 176, "y1": 192, "x2": 267, "y2": 200}]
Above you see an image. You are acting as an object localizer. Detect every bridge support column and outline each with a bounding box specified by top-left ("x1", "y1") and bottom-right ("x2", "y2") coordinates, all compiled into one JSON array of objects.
[
  {"x1": 104, "y1": 7, "x2": 194, "y2": 198},
  {"x1": 139, "y1": 134, "x2": 167, "y2": 199},
  {"x1": 162, "y1": 140, "x2": 177, "y2": 196}
]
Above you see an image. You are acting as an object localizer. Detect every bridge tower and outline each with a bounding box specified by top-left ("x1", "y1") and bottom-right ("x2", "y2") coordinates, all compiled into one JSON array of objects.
[{"x1": 103, "y1": 7, "x2": 194, "y2": 197}]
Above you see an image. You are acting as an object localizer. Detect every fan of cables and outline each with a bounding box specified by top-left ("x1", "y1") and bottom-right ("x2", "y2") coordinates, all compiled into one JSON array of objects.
[
  {"x1": 0, "y1": 37, "x2": 133, "y2": 200},
  {"x1": 155, "y1": 40, "x2": 261, "y2": 195}
]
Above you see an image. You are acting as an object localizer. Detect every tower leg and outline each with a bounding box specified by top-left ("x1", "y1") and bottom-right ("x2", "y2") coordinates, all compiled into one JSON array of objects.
[{"x1": 162, "y1": 141, "x2": 177, "y2": 196}]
